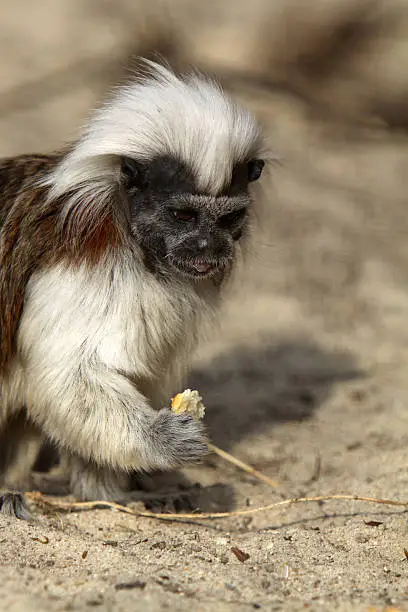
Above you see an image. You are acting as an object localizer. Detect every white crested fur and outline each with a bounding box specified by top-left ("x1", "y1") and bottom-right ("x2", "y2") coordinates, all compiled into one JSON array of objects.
[
  {"x1": 14, "y1": 250, "x2": 217, "y2": 474},
  {"x1": 44, "y1": 61, "x2": 265, "y2": 202}
]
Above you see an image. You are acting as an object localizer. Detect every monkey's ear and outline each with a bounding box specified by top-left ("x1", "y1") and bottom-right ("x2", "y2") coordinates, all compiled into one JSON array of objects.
[
  {"x1": 247, "y1": 159, "x2": 265, "y2": 182},
  {"x1": 121, "y1": 157, "x2": 147, "y2": 189}
]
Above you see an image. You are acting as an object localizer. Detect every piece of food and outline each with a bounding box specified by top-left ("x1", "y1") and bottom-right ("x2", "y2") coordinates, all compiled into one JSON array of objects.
[{"x1": 171, "y1": 389, "x2": 206, "y2": 421}]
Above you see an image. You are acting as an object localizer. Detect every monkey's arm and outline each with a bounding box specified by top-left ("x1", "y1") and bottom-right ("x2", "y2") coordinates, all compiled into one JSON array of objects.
[
  {"x1": 18, "y1": 266, "x2": 207, "y2": 473},
  {"x1": 25, "y1": 361, "x2": 206, "y2": 472}
]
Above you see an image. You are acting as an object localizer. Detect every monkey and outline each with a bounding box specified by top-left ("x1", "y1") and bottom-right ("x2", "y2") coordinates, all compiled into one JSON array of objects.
[{"x1": 0, "y1": 60, "x2": 267, "y2": 519}]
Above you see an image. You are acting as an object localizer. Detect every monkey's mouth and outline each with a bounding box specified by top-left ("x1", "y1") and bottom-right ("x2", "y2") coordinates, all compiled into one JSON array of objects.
[
  {"x1": 167, "y1": 255, "x2": 226, "y2": 279},
  {"x1": 191, "y1": 261, "x2": 214, "y2": 274}
]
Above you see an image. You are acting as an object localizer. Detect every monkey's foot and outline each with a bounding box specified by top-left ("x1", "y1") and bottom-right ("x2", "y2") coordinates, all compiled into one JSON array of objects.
[
  {"x1": 0, "y1": 491, "x2": 31, "y2": 520},
  {"x1": 31, "y1": 471, "x2": 70, "y2": 496}
]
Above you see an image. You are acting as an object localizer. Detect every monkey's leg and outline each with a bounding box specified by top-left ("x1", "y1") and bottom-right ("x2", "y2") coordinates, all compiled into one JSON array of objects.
[
  {"x1": 0, "y1": 413, "x2": 42, "y2": 520},
  {"x1": 68, "y1": 455, "x2": 129, "y2": 501},
  {"x1": 3, "y1": 418, "x2": 42, "y2": 489}
]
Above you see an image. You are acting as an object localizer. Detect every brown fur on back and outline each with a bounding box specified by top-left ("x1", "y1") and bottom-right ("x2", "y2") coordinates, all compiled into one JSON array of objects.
[{"x1": 0, "y1": 154, "x2": 123, "y2": 373}]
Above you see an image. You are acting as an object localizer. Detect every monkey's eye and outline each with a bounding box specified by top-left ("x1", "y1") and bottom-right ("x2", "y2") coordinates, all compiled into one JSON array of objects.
[
  {"x1": 171, "y1": 209, "x2": 197, "y2": 222},
  {"x1": 248, "y1": 159, "x2": 264, "y2": 182},
  {"x1": 219, "y1": 208, "x2": 247, "y2": 229},
  {"x1": 122, "y1": 156, "x2": 147, "y2": 189}
]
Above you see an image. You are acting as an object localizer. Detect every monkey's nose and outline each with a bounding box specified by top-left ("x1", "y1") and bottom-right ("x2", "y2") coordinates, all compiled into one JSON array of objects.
[{"x1": 197, "y1": 238, "x2": 208, "y2": 250}]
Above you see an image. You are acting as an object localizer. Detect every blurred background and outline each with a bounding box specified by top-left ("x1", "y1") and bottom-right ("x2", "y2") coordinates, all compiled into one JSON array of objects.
[
  {"x1": 2, "y1": 0, "x2": 408, "y2": 152},
  {"x1": 2, "y1": 0, "x2": 408, "y2": 480},
  {"x1": 5, "y1": 6, "x2": 408, "y2": 607}
]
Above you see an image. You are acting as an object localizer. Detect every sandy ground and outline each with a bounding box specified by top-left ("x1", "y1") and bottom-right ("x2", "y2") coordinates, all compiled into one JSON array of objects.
[{"x1": 2, "y1": 2, "x2": 408, "y2": 611}]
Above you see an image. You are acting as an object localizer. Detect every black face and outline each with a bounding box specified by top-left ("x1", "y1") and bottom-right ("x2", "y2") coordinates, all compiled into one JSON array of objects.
[{"x1": 121, "y1": 155, "x2": 264, "y2": 281}]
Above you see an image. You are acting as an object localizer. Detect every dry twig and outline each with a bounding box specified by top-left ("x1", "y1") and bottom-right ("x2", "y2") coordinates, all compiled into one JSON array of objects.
[
  {"x1": 25, "y1": 492, "x2": 408, "y2": 523},
  {"x1": 207, "y1": 442, "x2": 279, "y2": 488}
]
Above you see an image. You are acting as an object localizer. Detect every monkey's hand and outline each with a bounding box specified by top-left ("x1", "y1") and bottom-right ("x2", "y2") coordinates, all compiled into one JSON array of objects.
[{"x1": 147, "y1": 409, "x2": 208, "y2": 470}]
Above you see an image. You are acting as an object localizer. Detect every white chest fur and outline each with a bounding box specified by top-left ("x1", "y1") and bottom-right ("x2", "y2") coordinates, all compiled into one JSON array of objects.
[{"x1": 18, "y1": 256, "x2": 217, "y2": 407}]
